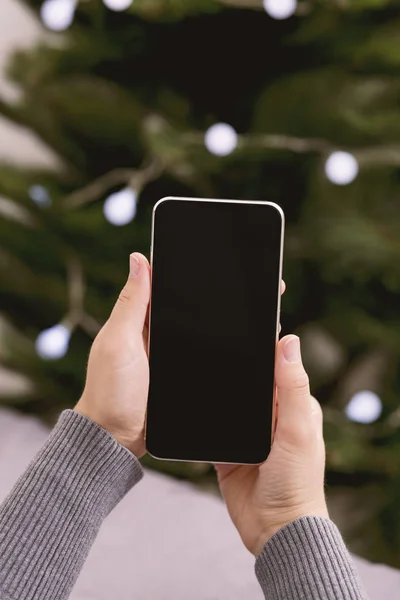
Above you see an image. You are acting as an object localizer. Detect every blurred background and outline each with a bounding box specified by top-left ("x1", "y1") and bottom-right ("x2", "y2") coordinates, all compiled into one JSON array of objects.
[{"x1": 1, "y1": 0, "x2": 400, "y2": 568}]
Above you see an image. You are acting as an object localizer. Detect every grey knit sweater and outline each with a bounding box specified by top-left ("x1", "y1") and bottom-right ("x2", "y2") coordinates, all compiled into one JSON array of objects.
[{"x1": 0, "y1": 410, "x2": 367, "y2": 600}]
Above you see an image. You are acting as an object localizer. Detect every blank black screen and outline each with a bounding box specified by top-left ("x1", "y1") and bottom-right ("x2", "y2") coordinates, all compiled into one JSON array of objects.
[{"x1": 146, "y1": 198, "x2": 283, "y2": 464}]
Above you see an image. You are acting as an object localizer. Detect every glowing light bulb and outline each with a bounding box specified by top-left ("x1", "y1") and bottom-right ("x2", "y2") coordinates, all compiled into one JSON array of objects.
[
  {"x1": 263, "y1": 0, "x2": 297, "y2": 20},
  {"x1": 204, "y1": 123, "x2": 238, "y2": 157},
  {"x1": 325, "y1": 151, "x2": 359, "y2": 185},
  {"x1": 29, "y1": 185, "x2": 52, "y2": 207},
  {"x1": 103, "y1": 187, "x2": 137, "y2": 226},
  {"x1": 35, "y1": 324, "x2": 70, "y2": 360},
  {"x1": 345, "y1": 390, "x2": 382, "y2": 424},
  {"x1": 103, "y1": 0, "x2": 133, "y2": 11},
  {"x1": 40, "y1": 0, "x2": 76, "y2": 31}
]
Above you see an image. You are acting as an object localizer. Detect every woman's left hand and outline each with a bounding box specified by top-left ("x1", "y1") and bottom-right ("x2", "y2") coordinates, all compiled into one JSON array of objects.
[{"x1": 75, "y1": 252, "x2": 150, "y2": 457}]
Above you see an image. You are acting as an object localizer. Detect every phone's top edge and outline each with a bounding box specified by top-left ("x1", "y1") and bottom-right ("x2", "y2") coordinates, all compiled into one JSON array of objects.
[
  {"x1": 152, "y1": 196, "x2": 174, "y2": 215},
  {"x1": 152, "y1": 196, "x2": 285, "y2": 221}
]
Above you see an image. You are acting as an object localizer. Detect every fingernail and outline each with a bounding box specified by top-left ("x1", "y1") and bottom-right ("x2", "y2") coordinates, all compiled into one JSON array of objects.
[
  {"x1": 283, "y1": 336, "x2": 301, "y2": 363},
  {"x1": 129, "y1": 253, "x2": 140, "y2": 278}
]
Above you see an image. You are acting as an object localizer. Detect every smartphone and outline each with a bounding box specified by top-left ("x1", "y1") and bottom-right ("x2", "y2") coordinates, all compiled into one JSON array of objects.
[{"x1": 146, "y1": 197, "x2": 284, "y2": 464}]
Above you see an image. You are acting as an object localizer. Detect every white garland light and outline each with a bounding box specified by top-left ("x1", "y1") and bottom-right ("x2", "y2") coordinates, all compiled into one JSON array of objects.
[
  {"x1": 40, "y1": 0, "x2": 76, "y2": 32},
  {"x1": 263, "y1": 0, "x2": 297, "y2": 20},
  {"x1": 204, "y1": 123, "x2": 238, "y2": 157},
  {"x1": 35, "y1": 324, "x2": 71, "y2": 360},
  {"x1": 29, "y1": 185, "x2": 52, "y2": 207},
  {"x1": 103, "y1": 0, "x2": 134, "y2": 11},
  {"x1": 103, "y1": 187, "x2": 137, "y2": 226},
  {"x1": 345, "y1": 390, "x2": 382, "y2": 424},
  {"x1": 325, "y1": 151, "x2": 359, "y2": 185}
]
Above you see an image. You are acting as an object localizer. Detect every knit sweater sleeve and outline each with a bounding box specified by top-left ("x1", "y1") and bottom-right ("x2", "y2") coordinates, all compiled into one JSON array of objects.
[
  {"x1": 0, "y1": 410, "x2": 143, "y2": 600},
  {"x1": 255, "y1": 516, "x2": 368, "y2": 600}
]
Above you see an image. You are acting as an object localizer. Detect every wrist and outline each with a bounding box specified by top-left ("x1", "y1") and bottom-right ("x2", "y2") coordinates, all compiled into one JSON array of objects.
[
  {"x1": 73, "y1": 401, "x2": 145, "y2": 458},
  {"x1": 252, "y1": 504, "x2": 330, "y2": 556}
]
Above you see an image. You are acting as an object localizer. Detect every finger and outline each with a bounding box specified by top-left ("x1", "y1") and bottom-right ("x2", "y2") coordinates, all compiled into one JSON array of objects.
[
  {"x1": 310, "y1": 395, "x2": 324, "y2": 441},
  {"x1": 274, "y1": 335, "x2": 313, "y2": 442},
  {"x1": 110, "y1": 253, "x2": 151, "y2": 334}
]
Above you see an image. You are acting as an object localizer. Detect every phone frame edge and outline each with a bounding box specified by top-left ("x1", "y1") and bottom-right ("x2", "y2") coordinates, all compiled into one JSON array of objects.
[{"x1": 145, "y1": 196, "x2": 285, "y2": 466}]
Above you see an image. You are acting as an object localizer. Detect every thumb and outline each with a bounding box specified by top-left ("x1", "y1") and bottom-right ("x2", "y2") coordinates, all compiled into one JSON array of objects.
[
  {"x1": 109, "y1": 253, "x2": 151, "y2": 333},
  {"x1": 274, "y1": 335, "x2": 316, "y2": 446}
]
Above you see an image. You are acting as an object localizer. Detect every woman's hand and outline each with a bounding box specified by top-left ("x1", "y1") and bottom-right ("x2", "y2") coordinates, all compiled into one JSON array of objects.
[
  {"x1": 216, "y1": 335, "x2": 329, "y2": 556},
  {"x1": 75, "y1": 253, "x2": 150, "y2": 458}
]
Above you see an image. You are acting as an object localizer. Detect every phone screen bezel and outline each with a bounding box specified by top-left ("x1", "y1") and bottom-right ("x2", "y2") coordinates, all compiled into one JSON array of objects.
[{"x1": 145, "y1": 197, "x2": 285, "y2": 465}]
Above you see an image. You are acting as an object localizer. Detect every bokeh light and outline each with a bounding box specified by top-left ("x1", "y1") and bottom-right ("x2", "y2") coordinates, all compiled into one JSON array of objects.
[
  {"x1": 40, "y1": 0, "x2": 76, "y2": 31},
  {"x1": 345, "y1": 390, "x2": 383, "y2": 424},
  {"x1": 29, "y1": 185, "x2": 52, "y2": 207},
  {"x1": 103, "y1": 0, "x2": 134, "y2": 11},
  {"x1": 204, "y1": 123, "x2": 238, "y2": 157},
  {"x1": 35, "y1": 324, "x2": 70, "y2": 360},
  {"x1": 263, "y1": 0, "x2": 297, "y2": 20},
  {"x1": 103, "y1": 187, "x2": 137, "y2": 226},
  {"x1": 325, "y1": 151, "x2": 359, "y2": 185}
]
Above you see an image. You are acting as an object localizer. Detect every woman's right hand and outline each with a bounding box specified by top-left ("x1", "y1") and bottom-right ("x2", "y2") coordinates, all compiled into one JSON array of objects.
[{"x1": 216, "y1": 335, "x2": 329, "y2": 556}]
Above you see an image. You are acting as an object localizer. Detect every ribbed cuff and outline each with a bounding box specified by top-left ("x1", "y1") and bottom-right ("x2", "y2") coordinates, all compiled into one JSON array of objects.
[
  {"x1": 255, "y1": 516, "x2": 367, "y2": 600},
  {"x1": 0, "y1": 409, "x2": 143, "y2": 600}
]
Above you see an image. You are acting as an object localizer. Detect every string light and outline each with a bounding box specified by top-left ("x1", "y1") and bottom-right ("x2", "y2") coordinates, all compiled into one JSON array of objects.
[
  {"x1": 35, "y1": 324, "x2": 71, "y2": 360},
  {"x1": 29, "y1": 185, "x2": 52, "y2": 207},
  {"x1": 325, "y1": 151, "x2": 359, "y2": 185},
  {"x1": 40, "y1": 0, "x2": 76, "y2": 31},
  {"x1": 103, "y1": 187, "x2": 137, "y2": 226},
  {"x1": 263, "y1": 0, "x2": 297, "y2": 20},
  {"x1": 103, "y1": 0, "x2": 134, "y2": 11},
  {"x1": 345, "y1": 390, "x2": 382, "y2": 424},
  {"x1": 204, "y1": 123, "x2": 238, "y2": 157}
]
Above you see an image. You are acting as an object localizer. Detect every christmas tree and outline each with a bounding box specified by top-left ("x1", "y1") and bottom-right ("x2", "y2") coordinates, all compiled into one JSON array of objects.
[{"x1": 1, "y1": 0, "x2": 400, "y2": 565}]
